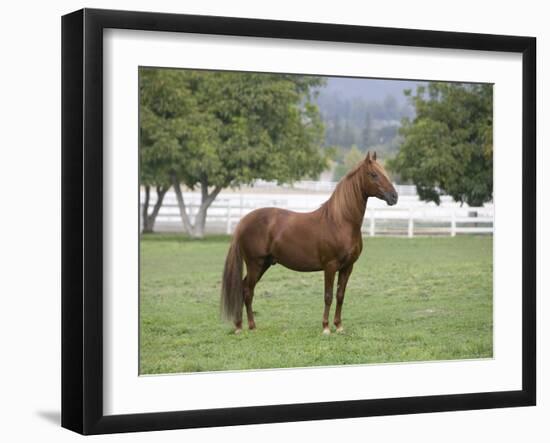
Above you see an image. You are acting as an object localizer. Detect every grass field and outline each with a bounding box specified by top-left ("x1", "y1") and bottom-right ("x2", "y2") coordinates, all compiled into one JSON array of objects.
[{"x1": 140, "y1": 235, "x2": 493, "y2": 374}]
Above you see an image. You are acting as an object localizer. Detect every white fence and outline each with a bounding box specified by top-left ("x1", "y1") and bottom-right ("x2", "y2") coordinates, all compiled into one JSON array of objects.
[
  {"x1": 142, "y1": 188, "x2": 493, "y2": 237},
  {"x1": 254, "y1": 180, "x2": 419, "y2": 196}
]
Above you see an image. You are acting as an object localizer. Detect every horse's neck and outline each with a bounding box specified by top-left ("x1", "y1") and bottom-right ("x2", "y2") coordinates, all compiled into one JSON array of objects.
[
  {"x1": 347, "y1": 195, "x2": 368, "y2": 228},
  {"x1": 324, "y1": 176, "x2": 368, "y2": 228}
]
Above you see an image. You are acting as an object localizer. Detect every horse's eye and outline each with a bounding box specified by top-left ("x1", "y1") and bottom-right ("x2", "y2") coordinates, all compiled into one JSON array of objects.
[{"x1": 369, "y1": 172, "x2": 378, "y2": 179}]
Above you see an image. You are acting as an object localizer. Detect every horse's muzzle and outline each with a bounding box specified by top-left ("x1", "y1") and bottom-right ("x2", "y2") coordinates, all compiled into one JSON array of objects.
[{"x1": 385, "y1": 191, "x2": 398, "y2": 206}]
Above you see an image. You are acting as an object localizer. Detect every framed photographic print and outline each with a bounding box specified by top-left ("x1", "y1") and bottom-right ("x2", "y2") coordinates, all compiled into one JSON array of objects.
[{"x1": 61, "y1": 8, "x2": 536, "y2": 435}]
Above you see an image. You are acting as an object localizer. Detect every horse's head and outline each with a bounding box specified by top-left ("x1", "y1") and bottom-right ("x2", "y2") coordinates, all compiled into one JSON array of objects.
[{"x1": 363, "y1": 151, "x2": 398, "y2": 206}]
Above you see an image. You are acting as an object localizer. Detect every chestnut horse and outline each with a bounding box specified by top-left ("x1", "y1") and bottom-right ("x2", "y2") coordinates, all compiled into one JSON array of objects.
[{"x1": 220, "y1": 151, "x2": 398, "y2": 334}]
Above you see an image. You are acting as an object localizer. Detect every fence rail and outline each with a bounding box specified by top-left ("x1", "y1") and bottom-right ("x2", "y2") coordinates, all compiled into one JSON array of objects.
[
  {"x1": 142, "y1": 191, "x2": 493, "y2": 237},
  {"x1": 254, "y1": 180, "x2": 418, "y2": 196}
]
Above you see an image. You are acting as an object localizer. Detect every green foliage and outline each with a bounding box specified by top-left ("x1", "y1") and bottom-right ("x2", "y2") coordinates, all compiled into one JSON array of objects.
[
  {"x1": 139, "y1": 68, "x2": 329, "y2": 189},
  {"x1": 333, "y1": 145, "x2": 364, "y2": 181},
  {"x1": 388, "y1": 83, "x2": 493, "y2": 206},
  {"x1": 140, "y1": 69, "x2": 191, "y2": 187},
  {"x1": 344, "y1": 145, "x2": 364, "y2": 170},
  {"x1": 140, "y1": 235, "x2": 493, "y2": 373}
]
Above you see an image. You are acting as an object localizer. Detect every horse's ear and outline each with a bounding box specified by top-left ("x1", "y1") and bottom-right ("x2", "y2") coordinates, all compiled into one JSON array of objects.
[
  {"x1": 365, "y1": 151, "x2": 372, "y2": 163},
  {"x1": 373, "y1": 151, "x2": 377, "y2": 161}
]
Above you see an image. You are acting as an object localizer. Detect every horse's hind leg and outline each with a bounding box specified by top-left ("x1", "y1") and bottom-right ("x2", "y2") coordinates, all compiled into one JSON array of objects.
[{"x1": 244, "y1": 258, "x2": 270, "y2": 330}]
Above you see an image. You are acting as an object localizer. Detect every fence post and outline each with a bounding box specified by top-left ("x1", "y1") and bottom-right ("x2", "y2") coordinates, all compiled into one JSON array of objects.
[
  {"x1": 451, "y1": 209, "x2": 456, "y2": 237},
  {"x1": 408, "y1": 208, "x2": 414, "y2": 238},
  {"x1": 226, "y1": 200, "x2": 232, "y2": 234},
  {"x1": 369, "y1": 210, "x2": 375, "y2": 237},
  {"x1": 239, "y1": 193, "x2": 243, "y2": 218}
]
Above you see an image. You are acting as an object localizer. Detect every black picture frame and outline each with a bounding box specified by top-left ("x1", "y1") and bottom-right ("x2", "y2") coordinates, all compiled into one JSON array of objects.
[{"x1": 61, "y1": 8, "x2": 536, "y2": 435}]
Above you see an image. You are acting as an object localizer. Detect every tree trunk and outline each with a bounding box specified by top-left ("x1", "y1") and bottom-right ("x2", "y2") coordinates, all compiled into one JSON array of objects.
[
  {"x1": 142, "y1": 185, "x2": 152, "y2": 233},
  {"x1": 172, "y1": 173, "x2": 222, "y2": 238},
  {"x1": 191, "y1": 207, "x2": 207, "y2": 238},
  {"x1": 193, "y1": 179, "x2": 223, "y2": 238},
  {"x1": 142, "y1": 185, "x2": 167, "y2": 233},
  {"x1": 172, "y1": 174, "x2": 194, "y2": 236}
]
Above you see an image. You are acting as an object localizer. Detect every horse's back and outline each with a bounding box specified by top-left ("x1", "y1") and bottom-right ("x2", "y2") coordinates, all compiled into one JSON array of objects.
[
  {"x1": 237, "y1": 207, "x2": 291, "y2": 232},
  {"x1": 236, "y1": 206, "x2": 312, "y2": 237}
]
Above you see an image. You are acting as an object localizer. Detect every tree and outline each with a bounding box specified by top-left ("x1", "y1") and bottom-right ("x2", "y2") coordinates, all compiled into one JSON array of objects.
[
  {"x1": 140, "y1": 68, "x2": 329, "y2": 237},
  {"x1": 341, "y1": 120, "x2": 356, "y2": 147},
  {"x1": 139, "y1": 69, "x2": 192, "y2": 232},
  {"x1": 360, "y1": 112, "x2": 372, "y2": 150},
  {"x1": 388, "y1": 83, "x2": 493, "y2": 206},
  {"x1": 382, "y1": 94, "x2": 398, "y2": 120},
  {"x1": 332, "y1": 145, "x2": 364, "y2": 181},
  {"x1": 344, "y1": 145, "x2": 364, "y2": 170}
]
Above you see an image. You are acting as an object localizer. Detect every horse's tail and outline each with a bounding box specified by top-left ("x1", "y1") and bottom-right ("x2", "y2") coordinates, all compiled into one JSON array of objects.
[{"x1": 220, "y1": 235, "x2": 243, "y2": 323}]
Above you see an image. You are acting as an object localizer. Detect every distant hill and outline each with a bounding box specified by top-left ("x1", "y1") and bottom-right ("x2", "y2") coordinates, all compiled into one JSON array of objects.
[
  {"x1": 322, "y1": 77, "x2": 422, "y2": 104},
  {"x1": 312, "y1": 76, "x2": 424, "y2": 180}
]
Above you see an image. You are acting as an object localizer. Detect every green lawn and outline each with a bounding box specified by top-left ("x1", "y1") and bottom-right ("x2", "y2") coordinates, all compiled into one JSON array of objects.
[{"x1": 140, "y1": 235, "x2": 493, "y2": 374}]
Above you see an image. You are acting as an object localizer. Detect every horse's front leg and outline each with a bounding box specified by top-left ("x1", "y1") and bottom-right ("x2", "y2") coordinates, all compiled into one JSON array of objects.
[
  {"x1": 322, "y1": 263, "x2": 338, "y2": 335},
  {"x1": 334, "y1": 264, "x2": 353, "y2": 333}
]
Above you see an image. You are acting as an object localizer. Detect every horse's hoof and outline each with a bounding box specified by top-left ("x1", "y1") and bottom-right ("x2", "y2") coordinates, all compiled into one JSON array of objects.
[
  {"x1": 322, "y1": 328, "x2": 331, "y2": 335},
  {"x1": 336, "y1": 326, "x2": 344, "y2": 333},
  {"x1": 234, "y1": 328, "x2": 242, "y2": 335}
]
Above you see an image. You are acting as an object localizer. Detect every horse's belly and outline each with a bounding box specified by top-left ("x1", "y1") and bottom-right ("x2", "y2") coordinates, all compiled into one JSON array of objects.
[
  {"x1": 276, "y1": 254, "x2": 323, "y2": 272},
  {"x1": 271, "y1": 235, "x2": 324, "y2": 272}
]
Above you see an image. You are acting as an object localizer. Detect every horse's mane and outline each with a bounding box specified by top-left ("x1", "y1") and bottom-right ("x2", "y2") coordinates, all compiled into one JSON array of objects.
[{"x1": 321, "y1": 161, "x2": 368, "y2": 226}]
